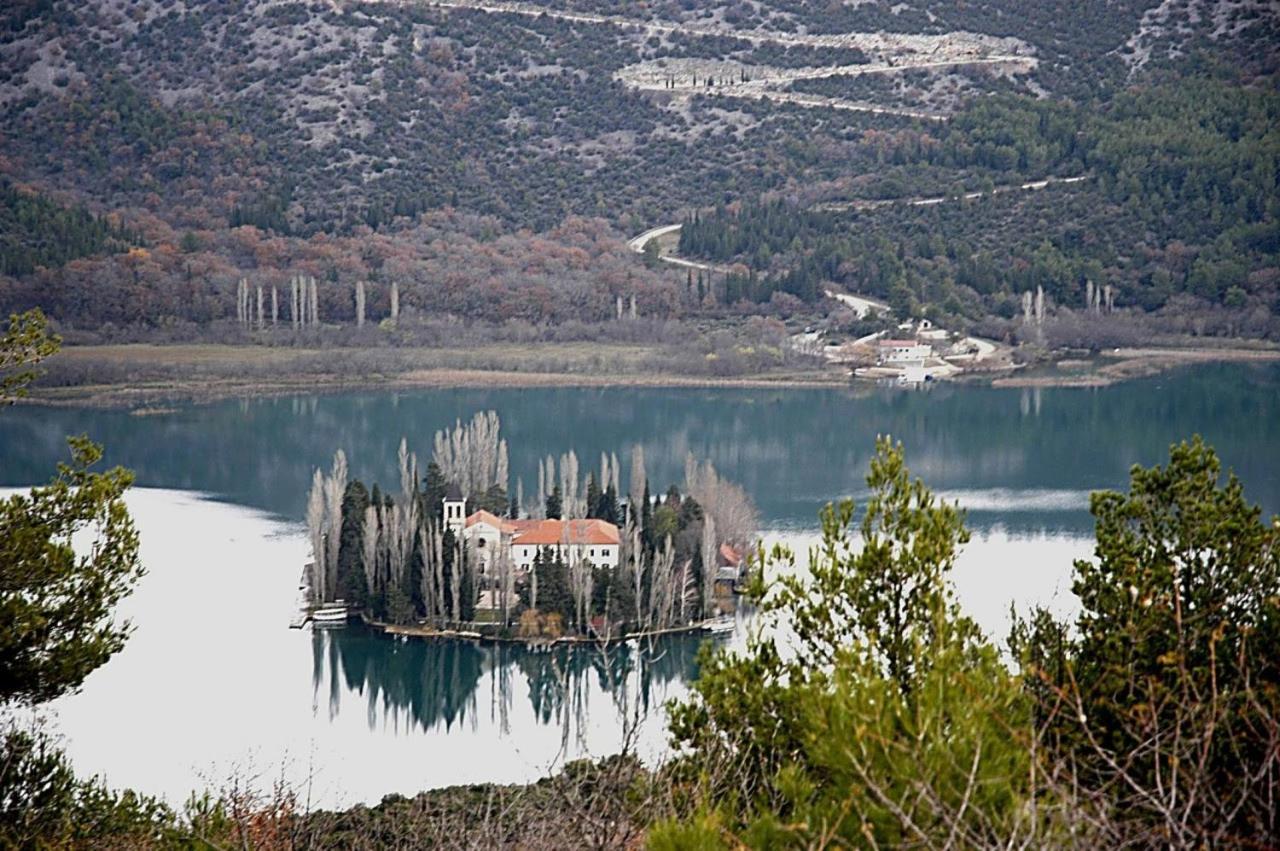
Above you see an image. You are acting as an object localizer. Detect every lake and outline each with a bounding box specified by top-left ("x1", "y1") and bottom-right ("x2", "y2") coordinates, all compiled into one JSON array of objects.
[{"x1": 2, "y1": 362, "x2": 1278, "y2": 807}]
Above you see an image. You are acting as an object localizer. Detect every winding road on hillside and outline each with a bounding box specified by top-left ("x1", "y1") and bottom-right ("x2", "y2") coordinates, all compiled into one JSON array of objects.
[
  {"x1": 629, "y1": 174, "x2": 1091, "y2": 267},
  {"x1": 814, "y1": 174, "x2": 1090, "y2": 212},
  {"x1": 628, "y1": 174, "x2": 1091, "y2": 335}
]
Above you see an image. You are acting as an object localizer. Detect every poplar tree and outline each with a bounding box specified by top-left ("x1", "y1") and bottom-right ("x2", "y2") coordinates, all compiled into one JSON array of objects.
[{"x1": 700, "y1": 514, "x2": 718, "y2": 618}]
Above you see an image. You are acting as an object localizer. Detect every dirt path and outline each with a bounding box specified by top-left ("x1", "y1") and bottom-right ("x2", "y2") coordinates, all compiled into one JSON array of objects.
[
  {"x1": 814, "y1": 174, "x2": 1090, "y2": 212},
  {"x1": 409, "y1": 0, "x2": 1029, "y2": 53},
  {"x1": 824, "y1": 289, "x2": 889, "y2": 318},
  {"x1": 399, "y1": 0, "x2": 1035, "y2": 118},
  {"x1": 618, "y1": 54, "x2": 1034, "y2": 121}
]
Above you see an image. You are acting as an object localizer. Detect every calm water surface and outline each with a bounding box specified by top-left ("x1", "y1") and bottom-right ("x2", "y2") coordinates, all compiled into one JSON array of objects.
[{"x1": 1, "y1": 363, "x2": 1277, "y2": 805}]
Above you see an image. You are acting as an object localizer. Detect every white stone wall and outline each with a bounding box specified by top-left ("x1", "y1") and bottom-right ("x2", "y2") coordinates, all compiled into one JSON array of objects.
[{"x1": 512, "y1": 543, "x2": 619, "y2": 572}]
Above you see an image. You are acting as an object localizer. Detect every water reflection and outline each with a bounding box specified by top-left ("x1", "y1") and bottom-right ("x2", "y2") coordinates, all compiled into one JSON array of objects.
[
  {"x1": 2, "y1": 363, "x2": 1277, "y2": 535},
  {"x1": 310, "y1": 627, "x2": 709, "y2": 743}
]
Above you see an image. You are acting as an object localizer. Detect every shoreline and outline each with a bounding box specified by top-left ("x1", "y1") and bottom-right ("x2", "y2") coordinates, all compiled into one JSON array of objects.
[
  {"x1": 372, "y1": 616, "x2": 726, "y2": 647},
  {"x1": 19, "y1": 342, "x2": 1280, "y2": 407},
  {"x1": 991, "y1": 346, "x2": 1280, "y2": 388},
  {"x1": 24, "y1": 367, "x2": 853, "y2": 408}
]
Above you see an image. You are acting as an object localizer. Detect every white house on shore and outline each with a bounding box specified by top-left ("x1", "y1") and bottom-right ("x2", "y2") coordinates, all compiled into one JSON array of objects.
[{"x1": 877, "y1": 339, "x2": 933, "y2": 365}]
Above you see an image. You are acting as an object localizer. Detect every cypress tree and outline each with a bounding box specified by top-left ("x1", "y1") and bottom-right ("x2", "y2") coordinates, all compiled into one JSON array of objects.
[{"x1": 337, "y1": 480, "x2": 370, "y2": 605}]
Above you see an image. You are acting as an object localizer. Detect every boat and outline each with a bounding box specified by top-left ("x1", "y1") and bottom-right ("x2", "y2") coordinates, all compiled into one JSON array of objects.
[
  {"x1": 702, "y1": 617, "x2": 736, "y2": 635},
  {"x1": 311, "y1": 599, "x2": 350, "y2": 626}
]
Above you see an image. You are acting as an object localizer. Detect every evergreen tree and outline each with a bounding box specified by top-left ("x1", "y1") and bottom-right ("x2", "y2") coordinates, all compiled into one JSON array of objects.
[
  {"x1": 1018, "y1": 437, "x2": 1280, "y2": 843},
  {"x1": 422, "y1": 461, "x2": 448, "y2": 522},
  {"x1": 472, "y1": 483, "x2": 508, "y2": 516},
  {"x1": 585, "y1": 474, "x2": 603, "y2": 519},
  {"x1": 1, "y1": 312, "x2": 144, "y2": 706},
  {"x1": 601, "y1": 483, "x2": 620, "y2": 525},
  {"x1": 336, "y1": 480, "x2": 370, "y2": 605},
  {"x1": 531, "y1": 548, "x2": 572, "y2": 623}
]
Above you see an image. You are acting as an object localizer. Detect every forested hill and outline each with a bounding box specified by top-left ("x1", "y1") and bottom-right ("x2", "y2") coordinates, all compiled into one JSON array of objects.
[
  {"x1": 0, "y1": 0, "x2": 1275, "y2": 335},
  {"x1": 679, "y1": 78, "x2": 1280, "y2": 327}
]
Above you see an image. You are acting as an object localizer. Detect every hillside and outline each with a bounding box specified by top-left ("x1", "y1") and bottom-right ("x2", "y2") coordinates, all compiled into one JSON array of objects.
[{"x1": 0, "y1": 0, "x2": 1275, "y2": 343}]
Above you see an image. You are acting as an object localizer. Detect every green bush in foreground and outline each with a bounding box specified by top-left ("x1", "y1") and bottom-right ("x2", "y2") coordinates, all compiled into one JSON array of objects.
[
  {"x1": 1017, "y1": 436, "x2": 1280, "y2": 846},
  {"x1": 664, "y1": 437, "x2": 1043, "y2": 847},
  {"x1": 659, "y1": 436, "x2": 1280, "y2": 849}
]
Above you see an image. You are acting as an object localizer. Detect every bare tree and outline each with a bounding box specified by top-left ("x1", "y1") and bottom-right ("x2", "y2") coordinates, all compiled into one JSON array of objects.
[
  {"x1": 449, "y1": 536, "x2": 462, "y2": 622},
  {"x1": 626, "y1": 521, "x2": 644, "y2": 628},
  {"x1": 648, "y1": 536, "x2": 678, "y2": 628},
  {"x1": 536, "y1": 461, "x2": 547, "y2": 520},
  {"x1": 568, "y1": 530, "x2": 593, "y2": 632},
  {"x1": 701, "y1": 514, "x2": 718, "y2": 619},
  {"x1": 397, "y1": 438, "x2": 417, "y2": 504},
  {"x1": 306, "y1": 469, "x2": 327, "y2": 604},
  {"x1": 362, "y1": 504, "x2": 378, "y2": 601},
  {"x1": 685, "y1": 454, "x2": 757, "y2": 549},
  {"x1": 304, "y1": 451, "x2": 348, "y2": 604},
  {"x1": 496, "y1": 546, "x2": 515, "y2": 626},
  {"x1": 432, "y1": 411, "x2": 506, "y2": 499},
  {"x1": 560, "y1": 450, "x2": 582, "y2": 519},
  {"x1": 236, "y1": 277, "x2": 251, "y2": 327},
  {"x1": 497, "y1": 442, "x2": 509, "y2": 499},
  {"x1": 324, "y1": 450, "x2": 347, "y2": 601},
  {"x1": 417, "y1": 518, "x2": 446, "y2": 623},
  {"x1": 629, "y1": 446, "x2": 646, "y2": 528},
  {"x1": 356, "y1": 280, "x2": 366, "y2": 328},
  {"x1": 390, "y1": 280, "x2": 400, "y2": 322}
]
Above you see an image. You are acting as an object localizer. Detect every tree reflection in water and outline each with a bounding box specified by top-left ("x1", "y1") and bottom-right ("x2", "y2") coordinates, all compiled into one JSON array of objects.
[{"x1": 310, "y1": 626, "x2": 713, "y2": 740}]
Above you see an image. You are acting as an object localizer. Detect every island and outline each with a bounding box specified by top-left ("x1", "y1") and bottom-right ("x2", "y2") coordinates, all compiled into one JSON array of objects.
[{"x1": 300, "y1": 411, "x2": 756, "y2": 644}]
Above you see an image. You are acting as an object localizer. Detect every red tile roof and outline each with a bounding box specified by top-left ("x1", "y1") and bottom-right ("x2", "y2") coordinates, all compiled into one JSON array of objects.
[
  {"x1": 512, "y1": 518, "x2": 620, "y2": 546},
  {"x1": 465, "y1": 510, "x2": 516, "y2": 533},
  {"x1": 718, "y1": 542, "x2": 744, "y2": 567},
  {"x1": 465, "y1": 513, "x2": 621, "y2": 546}
]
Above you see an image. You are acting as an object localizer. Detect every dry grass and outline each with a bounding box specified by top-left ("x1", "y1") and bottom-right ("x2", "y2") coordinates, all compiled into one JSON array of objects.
[{"x1": 26, "y1": 343, "x2": 844, "y2": 406}]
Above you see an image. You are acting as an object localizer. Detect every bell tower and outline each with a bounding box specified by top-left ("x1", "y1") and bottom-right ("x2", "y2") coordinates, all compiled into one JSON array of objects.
[{"x1": 443, "y1": 483, "x2": 466, "y2": 535}]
